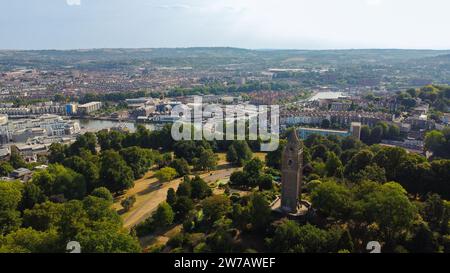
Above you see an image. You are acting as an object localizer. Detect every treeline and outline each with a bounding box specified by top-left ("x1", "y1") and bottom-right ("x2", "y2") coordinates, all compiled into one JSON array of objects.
[
  {"x1": 79, "y1": 90, "x2": 154, "y2": 104},
  {"x1": 425, "y1": 127, "x2": 450, "y2": 159},
  {"x1": 397, "y1": 85, "x2": 450, "y2": 112},
  {"x1": 0, "y1": 124, "x2": 268, "y2": 253},
  {"x1": 360, "y1": 121, "x2": 402, "y2": 145},
  {"x1": 149, "y1": 132, "x2": 450, "y2": 253},
  {"x1": 267, "y1": 133, "x2": 450, "y2": 199},
  {"x1": 0, "y1": 180, "x2": 140, "y2": 253}
]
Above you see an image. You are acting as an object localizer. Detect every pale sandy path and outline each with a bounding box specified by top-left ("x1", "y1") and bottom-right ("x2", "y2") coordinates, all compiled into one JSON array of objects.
[
  {"x1": 115, "y1": 166, "x2": 239, "y2": 229},
  {"x1": 115, "y1": 152, "x2": 265, "y2": 229}
]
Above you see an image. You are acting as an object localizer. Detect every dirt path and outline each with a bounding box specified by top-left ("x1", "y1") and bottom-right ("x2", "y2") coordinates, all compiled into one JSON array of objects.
[
  {"x1": 115, "y1": 165, "x2": 239, "y2": 229},
  {"x1": 115, "y1": 152, "x2": 266, "y2": 229}
]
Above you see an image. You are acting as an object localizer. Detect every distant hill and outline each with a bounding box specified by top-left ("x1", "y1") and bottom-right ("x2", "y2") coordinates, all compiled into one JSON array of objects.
[{"x1": 1, "y1": 47, "x2": 450, "y2": 71}]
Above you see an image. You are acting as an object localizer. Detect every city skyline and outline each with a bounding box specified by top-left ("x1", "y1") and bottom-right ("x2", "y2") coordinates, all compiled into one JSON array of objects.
[{"x1": 1, "y1": 0, "x2": 450, "y2": 50}]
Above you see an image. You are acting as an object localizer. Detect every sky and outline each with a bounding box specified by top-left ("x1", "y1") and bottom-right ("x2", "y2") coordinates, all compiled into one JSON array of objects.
[{"x1": 0, "y1": 0, "x2": 450, "y2": 50}]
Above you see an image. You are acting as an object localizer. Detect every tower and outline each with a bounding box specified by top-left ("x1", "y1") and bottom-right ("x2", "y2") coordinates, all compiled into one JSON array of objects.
[
  {"x1": 350, "y1": 122, "x2": 362, "y2": 140},
  {"x1": 281, "y1": 130, "x2": 303, "y2": 213}
]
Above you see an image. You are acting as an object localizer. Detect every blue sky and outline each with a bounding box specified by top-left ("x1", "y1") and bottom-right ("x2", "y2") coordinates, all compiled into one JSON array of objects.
[{"x1": 1, "y1": 0, "x2": 450, "y2": 50}]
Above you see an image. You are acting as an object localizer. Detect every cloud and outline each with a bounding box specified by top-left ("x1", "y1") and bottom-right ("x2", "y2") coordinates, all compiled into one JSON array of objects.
[{"x1": 66, "y1": 0, "x2": 81, "y2": 6}]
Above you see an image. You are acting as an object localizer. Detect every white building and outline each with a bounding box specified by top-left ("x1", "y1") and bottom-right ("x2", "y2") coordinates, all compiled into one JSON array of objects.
[{"x1": 77, "y1": 102, "x2": 102, "y2": 114}]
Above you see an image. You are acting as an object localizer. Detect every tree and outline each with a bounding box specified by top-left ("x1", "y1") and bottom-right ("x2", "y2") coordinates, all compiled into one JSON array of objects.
[
  {"x1": 99, "y1": 150, "x2": 134, "y2": 193},
  {"x1": 364, "y1": 182, "x2": 417, "y2": 247},
  {"x1": 20, "y1": 182, "x2": 46, "y2": 210},
  {"x1": 70, "y1": 132, "x2": 97, "y2": 156},
  {"x1": 325, "y1": 152, "x2": 343, "y2": 178},
  {"x1": 268, "y1": 220, "x2": 303, "y2": 252},
  {"x1": 387, "y1": 124, "x2": 400, "y2": 140},
  {"x1": 121, "y1": 195, "x2": 136, "y2": 212},
  {"x1": 226, "y1": 145, "x2": 238, "y2": 164},
  {"x1": 74, "y1": 221, "x2": 141, "y2": 253},
  {"x1": 425, "y1": 130, "x2": 446, "y2": 156},
  {"x1": 311, "y1": 144, "x2": 328, "y2": 161},
  {"x1": 360, "y1": 126, "x2": 371, "y2": 145},
  {"x1": 90, "y1": 187, "x2": 113, "y2": 203},
  {"x1": 408, "y1": 222, "x2": 438, "y2": 253},
  {"x1": 0, "y1": 210, "x2": 21, "y2": 236},
  {"x1": 243, "y1": 158, "x2": 264, "y2": 178},
  {"x1": 354, "y1": 164, "x2": 387, "y2": 183},
  {"x1": 202, "y1": 195, "x2": 231, "y2": 223},
  {"x1": 63, "y1": 155, "x2": 100, "y2": 191},
  {"x1": 48, "y1": 143, "x2": 67, "y2": 164},
  {"x1": 0, "y1": 228, "x2": 60, "y2": 253},
  {"x1": 321, "y1": 119, "x2": 331, "y2": 129},
  {"x1": 344, "y1": 150, "x2": 374, "y2": 178},
  {"x1": 265, "y1": 140, "x2": 286, "y2": 169},
  {"x1": 422, "y1": 194, "x2": 445, "y2": 231},
  {"x1": 120, "y1": 146, "x2": 155, "y2": 179},
  {"x1": 22, "y1": 201, "x2": 63, "y2": 232},
  {"x1": 227, "y1": 141, "x2": 253, "y2": 166},
  {"x1": 155, "y1": 167, "x2": 177, "y2": 183},
  {"x1": 190, "y1": 176, "x2": 212, "y2": 200},
  {"x1": 231, "y1": 172, "x2": 248, "y2": 189},
  {"x1": 32, "y1": 164, "x2": 87, "y2": 200},
  {"x1": 373, "y1": 146, "x2": 407, "y2": 181},
  {"x1": 169, "y1": 158, "x2": 190, "y2": 177},
  {"x1": 341, "y1": 137, "x2": 362, "y2": 151},
  {"x1": 429, "y1": 160, "x2": 450, "y2": 199},
  {"x1": 166, "y1": 188, "x2": 177, "y2": 207},
  {"x1": 9, "y1": 150, "x2": 27, "y2": 169},
  {"x1": 247, "y1": 194, "x2": 271, "y2": 231},
  {"x1": 268, "y1": 220, "x2": 330, "y2": 253},
  {"x1": 369, "y1": 126, "x2": 383, "y2": 144},
  {"x1": 96, "y1": 130, "x2": 125, "y2": 151},
  {"x1": 0, "y1": 162, "x2": 14, "y2": 177},
  {"x1": 193, "y1": 148, "x2": 218, "y2": 171},
  {"x1": 311, "y1": 181, "x2": 353, "y2": 219},
  {"x1": 296, "y1": 224, "x2": 330, "y2": 253},
  {"x1": 176, "y1": 178, "x2": 192, "y2": 198},
  {"x1": 153, "y1": 202, "x2": 174, "y2": 228},
  {"x1": 156, "y1": 153, "x2": 173, "y2": 168},
  {"x1": 258, "y1": 174, "x2": 274, "y2": 190},
  {"x1": 337, "y1": 229, "x2": 354, "y2": 252},
  {"x1": 172, "y1": 196, "x2": 194, "y2": 221}
]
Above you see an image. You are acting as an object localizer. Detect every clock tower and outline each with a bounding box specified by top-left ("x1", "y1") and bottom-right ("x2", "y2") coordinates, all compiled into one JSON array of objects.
[{"x1": 281, "y1": 130, "x2": 303, "y2": 213}]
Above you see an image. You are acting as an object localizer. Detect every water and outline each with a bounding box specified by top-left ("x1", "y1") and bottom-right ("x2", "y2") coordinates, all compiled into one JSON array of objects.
[{"x1": 74, "y1": 119, "x2": 156, "y2": 133}]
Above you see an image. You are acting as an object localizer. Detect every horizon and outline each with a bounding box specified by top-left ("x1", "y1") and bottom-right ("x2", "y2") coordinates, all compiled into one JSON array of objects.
[{"x1": 2, "y1": 46, "x2": 450, "y2": 52}]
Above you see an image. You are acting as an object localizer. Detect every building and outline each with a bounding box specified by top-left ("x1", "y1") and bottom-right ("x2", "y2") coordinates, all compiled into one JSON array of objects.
[
  {"x1": 298, "y1": 127, "x2": 350, "y2": 139},
  {"x1": 66, "y1": 103, "x2": 78, "y2": 115},
  {"x1": 280, "y1": 130, "x2": 303, "y2": 213},
  {"x1": 350, "y1": 122, "x2": 362, "y2": 140},
  {"x1": 330, "y1": 102, "x2": 352, "y2": 111},
  {"x1": 441, "y1": 113, "x2": 450, "y2": 125},
  {"x1": 12, "y1": 128, "x2": 47, "y2": 143},
  {"x1": 11, "y1": 144, "x2": 50, "y2": 162},
  {"x1": 0, "y1": 147, "x2": 10, "y2": 160},
  {"x1": 77, "y1": 102, "x2": 102, "y2": 115},
  {"x1": 0, "y1": 107, "x2": 30, "y2": 116},
  {"x1": 125, "y1": 97, "x2": 154, "y2": 105},
  {"x1": 10, "y1": 168, "x2": 33, "y2": 182}
]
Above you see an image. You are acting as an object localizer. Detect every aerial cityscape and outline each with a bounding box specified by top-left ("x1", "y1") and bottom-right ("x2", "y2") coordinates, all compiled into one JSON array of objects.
[{"x1": 0, "y1": 0, "x2": 449, "y2": 263}]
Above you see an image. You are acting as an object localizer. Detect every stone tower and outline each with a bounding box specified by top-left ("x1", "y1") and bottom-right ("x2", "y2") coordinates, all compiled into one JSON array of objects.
[{"x1": 281, "y1": 130, "x2": 303, "y2": 213}]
